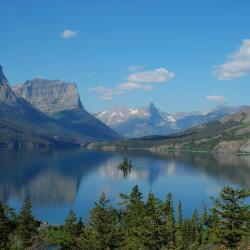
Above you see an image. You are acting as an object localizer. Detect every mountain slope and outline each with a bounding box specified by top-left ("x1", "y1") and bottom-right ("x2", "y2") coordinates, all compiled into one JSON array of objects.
[
  {"x1": 92, "y1": 107, "x2": 250, "y2": 154},
  {"x1": 0, "y1": 66, "x2": 82, "y2": 148},
  {"x1": 13, "y1": 78, "x2": 120, "y2": 141},
  {"x1": 95, "y1": 102, "x2": 177, "y2": 138},
  {"x1": 95, "y1": 103, "x2": 246, "y2": 138}
]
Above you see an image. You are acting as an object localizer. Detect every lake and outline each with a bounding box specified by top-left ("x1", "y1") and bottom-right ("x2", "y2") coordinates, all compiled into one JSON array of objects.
[{"x1": 0, "y1": 149, "x2": 250, "y2": 224}]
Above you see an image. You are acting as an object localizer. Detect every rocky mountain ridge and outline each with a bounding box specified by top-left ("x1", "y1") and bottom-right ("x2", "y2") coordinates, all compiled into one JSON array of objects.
[
  {"x1": 0, "y1": 66, "x2": 82, "y2": 148},
  {"x1": 13, "y1": 77, "x2": 120, "y2": 141},
  {"x1": 90, "y1": 106, "x2": 250, "y2": 154},
  {"x1": 14, "y1": 78, "x2": 83, "y2": 113},
  {"x1": 95, "y1": 102, "x2": 246, "y2": 138}
]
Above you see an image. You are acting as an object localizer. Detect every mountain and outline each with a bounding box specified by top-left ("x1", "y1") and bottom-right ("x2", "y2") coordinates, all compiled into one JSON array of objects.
[
  {"x1": 95, "y1": 102, "x2": 246, "y2": 138},
  {"x1": 0, "y1": 66, "x2": 81, "y2": 148},
  {"x1": 95, "y1": 102, "x2": 177, "y2": 138},
  {"x1": 13, "y1": 78, "x2": 120, "y2": 141},
  {"x1": 90, "y1": 107, "x2": 250, "y2": 154}
]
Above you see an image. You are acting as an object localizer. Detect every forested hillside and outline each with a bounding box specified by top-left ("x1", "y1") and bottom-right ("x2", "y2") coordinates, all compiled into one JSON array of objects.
[{"x1": 0, "y1": 186, "x2": 249, "y2": 249}]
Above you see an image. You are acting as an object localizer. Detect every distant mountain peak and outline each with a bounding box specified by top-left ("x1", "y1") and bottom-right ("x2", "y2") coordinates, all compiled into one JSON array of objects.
[
  {"x1": 94, "y1": 104, "x2": 247, "y2": 138},
  {"x1": 149, "y1": 102, "x2": 156, "y2": 108},
  {"x1": 148, "y1": 102, "x2": 162, "y2": 124},
  {"x1": 0, "y1": 65, "x2": 8, "y2": 85}
]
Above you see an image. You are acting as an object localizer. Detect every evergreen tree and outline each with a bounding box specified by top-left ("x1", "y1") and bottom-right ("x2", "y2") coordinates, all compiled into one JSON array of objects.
[
  {"x1": 182, "y1": 218, "x2": 193, "y2": 249},
  {"x1": 0, "y1": 201, "x2": 11, "y2": 249},
  {"x1": 120, "y1": 185, "x2": 149, "y2": 249},
  {"x1": 206, "y1": 204, "x2": 220, "y2": 244},
  {"x1": 16, "y1": 198, "x2": 37, "y2": 248},
  {"x1": 61, "y1": 210, "x2": 81, "y2": 249},
  {"x1": 190, "y1": 209, "x2": 201, "y2": 247},
  {"x1": 201, "y1": 205, "x2": 209, "y2": 245},
  {"x1": 76, "y1": 217, "x2": 85, "y2": 235},
  {"x1": 80, "y1": 192, "x2": 121, "y2": 250},
  {"x1": 144, "y1": 192, "x2": 166, "y2": 249},
  {"x1": 64, "y1": 210, "x2": 78, "y2": 235},
  {"x1": 176, "y1": 201, "x2": 184, "y2": 249},
  {"x1": 211, "y1": 186, "x2": 250, "y2": 248},
  {"x1": 164, "y1": 193, "x2": 176, "y2": 249}
]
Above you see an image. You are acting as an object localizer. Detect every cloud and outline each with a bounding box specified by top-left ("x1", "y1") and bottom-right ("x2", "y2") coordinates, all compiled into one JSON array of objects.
[
  {"x1": 91, "y1": 86, "x2": 123, "y2": 101},
  {"x1": 206, "y1": 95, "x2": 225, "y2": 104},
  {"x1": 117, "y1": 82, "x2": 154, "y2": 91},
  {"x1": 62, "y1": 29, "x2": 78, "y2": 39},
  {"x1": 92, "y1": 82, "x2": 153, "y2": 101},
  {"x1": 128, "y1": 68, "x2": 175, "y2": 83},
  {"x1": 92, "y1": 67, "x2": 175, "y2": 101},
  {"x1": 214, "y1": 39, "x2": 250, "y2": 80},
  {"x1": 128, "y1": 65, "x2": 143, "y2": 72}
]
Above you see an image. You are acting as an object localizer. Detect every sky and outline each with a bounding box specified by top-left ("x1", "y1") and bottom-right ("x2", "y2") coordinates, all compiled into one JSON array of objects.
[{"x1": 1, "y1": 0, "x2": 250, "y2": 113}]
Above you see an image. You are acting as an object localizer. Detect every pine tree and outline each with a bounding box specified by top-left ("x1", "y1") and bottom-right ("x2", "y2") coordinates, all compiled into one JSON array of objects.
[
  {"x1": 80, "y1": 192, "x2": 121, "y2": 250},
  {"x1": 201, "y1": 205, "x2": 209, "y2": 245},
  {"x1": 0, "y1": 201, "x2": 11, "y2": 249},
  {"x1": 76, "y1": 217, "x2": 85, "y2": 235},
  {"x1": 182, "y1": 218, "x2": 193, "y2": 249},
  {"x1": 144, "y1": 192, "x2": 166, "y2": 249},
  {"x1": 206, "y1": 204, "x2": 220, "y2": 244},
  {"x1": 190, "y1": 209, "x2": 201, "y2": 247},
  {"x1": 16, "y1": 198, "x2": 37, "y2": 248},
  {"x1": 211, "y1": 186, "x2": 250, "y2": 248},
  {"x1": 176, "y1": 201, "x2": 184, "y2": 249},
  {"x1": 64, "y1": 210, "x2": 78, "y2": 235},
  {"x1": 120, "y1": 185, "x2": 149, "y2": 249},
  {"x1": 164, "y1": 193, "x2": 176, "y2": 249},
  {"x1": 61, "y1": 210, "x2": 81, "y2": 249}
]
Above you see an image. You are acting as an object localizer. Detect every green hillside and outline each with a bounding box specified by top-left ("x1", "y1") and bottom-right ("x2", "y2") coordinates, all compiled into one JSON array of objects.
[{"x1": 89, "y1": 107, "x2": 250, "y2": 154}]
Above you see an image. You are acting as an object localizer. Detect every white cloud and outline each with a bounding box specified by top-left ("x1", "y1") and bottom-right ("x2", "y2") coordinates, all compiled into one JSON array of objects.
[
  {"x1": 62, "y1": 29, "x2": 78, "y2": 39},
  {"x1": 128, "y1": 65, "x2": 143, "y2": 72},
  {"x1": 92, "y1": 67, "x2": 174, "y2": 101},
  {"x1": 117, "y1": 82, "x2": 153, "y2": 91},
  {"x1": 214, "y1": 39, "x2": 250, "y2": 80},
  {"x1": 128, "y1": 68, "x2": 175, "y2": 83},
  {"x1": 91, "y1": 86, "x2": 123, "y2": 101},
  {"x1": 206, "y1": 95, "x2": 225, "y2": 104}
]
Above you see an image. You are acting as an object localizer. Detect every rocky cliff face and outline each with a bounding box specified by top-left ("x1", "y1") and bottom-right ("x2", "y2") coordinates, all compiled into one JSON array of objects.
[
  {"x1": 0, "y1": 66, "x2": 19, "y2": 106},
  {"x1": 13, "y1": 78, "x2": 120, "y2": 140},
  {"x1": 0, "y1": 66, "x2": 83, "y2": 148},
  {"x1": 13, "y1": 78, "x2": 83, "y2": 113}
]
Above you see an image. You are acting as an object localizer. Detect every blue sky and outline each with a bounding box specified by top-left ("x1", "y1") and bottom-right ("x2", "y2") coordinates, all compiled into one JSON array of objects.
[{"x1": 1, "y1": 0, "x2": 250, "y2": 113}]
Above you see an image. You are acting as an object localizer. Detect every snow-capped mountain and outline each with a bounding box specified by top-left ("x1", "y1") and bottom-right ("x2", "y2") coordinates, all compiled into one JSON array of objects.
[{"x1": 94, "y1": 103, "x2": 247, "y2": 138}]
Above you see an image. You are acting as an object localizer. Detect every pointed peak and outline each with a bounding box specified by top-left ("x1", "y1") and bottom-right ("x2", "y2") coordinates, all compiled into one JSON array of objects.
[
  {"x1": 149, "y1": 101, "x2": 155, "y2": 107},
  {"x1": 148, "y1": 102, "x2": 157, "y2": 111},
  {"x1": 0, "y1": 65, "x2": 8, "y2": 85},
  {"x1": 148, "y1": 102, "x2": 162, "y2": 123}
]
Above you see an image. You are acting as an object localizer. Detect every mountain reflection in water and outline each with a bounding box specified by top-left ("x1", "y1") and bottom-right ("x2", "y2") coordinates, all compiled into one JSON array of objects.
[{"x1": 0, "y1": 149, "x2": 249, "y2": 224}]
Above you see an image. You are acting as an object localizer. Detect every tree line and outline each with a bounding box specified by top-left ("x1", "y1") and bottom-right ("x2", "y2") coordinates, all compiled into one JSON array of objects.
[{"x1": 0, "y1": 185, "x2": 250, "y2": 249}]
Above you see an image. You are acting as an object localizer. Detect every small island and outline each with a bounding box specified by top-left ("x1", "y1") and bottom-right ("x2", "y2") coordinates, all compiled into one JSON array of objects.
[{"x1": 117, "y1": 156, "x2": 133, "y2": 177}]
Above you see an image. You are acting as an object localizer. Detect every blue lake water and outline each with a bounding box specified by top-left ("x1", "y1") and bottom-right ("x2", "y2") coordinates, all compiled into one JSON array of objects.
[{"x1": 0, "y1": 149, "x2": 250, "y2": 224}]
